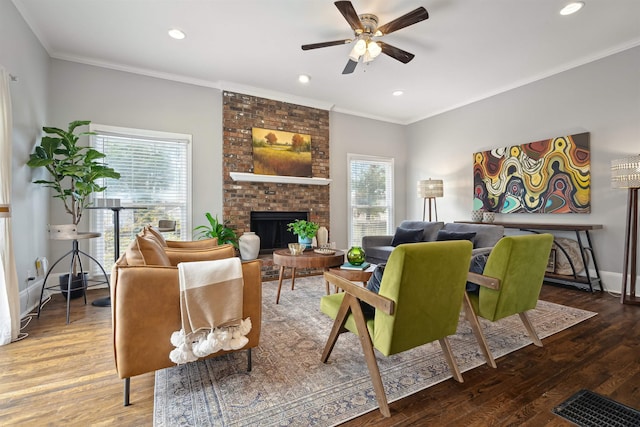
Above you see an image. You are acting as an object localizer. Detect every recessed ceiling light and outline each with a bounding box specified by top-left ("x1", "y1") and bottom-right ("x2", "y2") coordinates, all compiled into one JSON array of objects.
[
  {"x1": 298, "y1": 74, "x2": 311, "y2": 84},
  {"x1": 560, "y1": 2, "x2": 584, "y2": 15},
  {"x1": 168, "y1": 28, "x2": 186, "y2": 40},
  {"x1": 392, "y1": 90, "x2": 404, "y2": 96}
]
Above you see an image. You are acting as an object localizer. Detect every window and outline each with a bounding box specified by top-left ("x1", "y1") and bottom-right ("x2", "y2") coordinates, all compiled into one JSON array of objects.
[
  {"x1": 348, "y1": 154, "x2": 394, "y2": 247},
  {"x1": 89, "y1": 124, "x2": 192, "y2": 271}
]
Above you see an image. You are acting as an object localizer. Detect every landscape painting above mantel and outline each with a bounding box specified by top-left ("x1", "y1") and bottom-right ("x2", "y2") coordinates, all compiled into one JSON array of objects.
[
  {"x1": 252, "y1": 127, "x2": 312, "y2": 177},
  {"x1": 473, "y1": 132, "x2": 590, "y2": 214}
]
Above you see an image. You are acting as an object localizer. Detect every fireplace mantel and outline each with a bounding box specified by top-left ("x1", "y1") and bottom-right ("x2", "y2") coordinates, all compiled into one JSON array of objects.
[{"x1": 230, "y1": 172, "x2": 331, "y2": 186}]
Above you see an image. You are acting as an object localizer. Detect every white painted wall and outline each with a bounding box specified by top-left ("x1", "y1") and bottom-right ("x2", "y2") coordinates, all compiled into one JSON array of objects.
[
  {"x1": 0, "y1": 0, "x2": 49, "y2": 302},
  {"x1": 329, "y1": 112, "x2": 407, "y2": 249},
  {"x1": 45, "y1": 60, "x2": 222, "y2": 269},
  {"x1": 406, "y1": 46, "x2": 640, "y2": 294}
]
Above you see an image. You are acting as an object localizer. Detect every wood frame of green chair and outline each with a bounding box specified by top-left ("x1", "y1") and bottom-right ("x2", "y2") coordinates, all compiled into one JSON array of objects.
[{"x1": 322, "y1": 271, "x2": 466, "y2": 418}]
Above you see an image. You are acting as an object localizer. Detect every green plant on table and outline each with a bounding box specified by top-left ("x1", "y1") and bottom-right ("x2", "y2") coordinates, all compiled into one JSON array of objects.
[
  {"x1": 194, "y1": 212, "x2": 238, "y2": 248},
  {"x1": 287, "y1": 219, "x2": 319, "y2": 239}
]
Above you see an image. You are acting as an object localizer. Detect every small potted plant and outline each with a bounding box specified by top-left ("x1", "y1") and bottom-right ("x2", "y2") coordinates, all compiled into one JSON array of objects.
[
  {"x1": 287, "y1": 219, "x2": 319, "y2": 249},
  {"x1": 27, "y1": 120, "x2": 120, "y2": 298}
]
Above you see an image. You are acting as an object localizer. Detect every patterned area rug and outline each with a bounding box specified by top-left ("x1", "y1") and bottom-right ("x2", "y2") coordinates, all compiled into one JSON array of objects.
[{"x1": 154, "y1": 276, "x2": 597, "y2": 426}]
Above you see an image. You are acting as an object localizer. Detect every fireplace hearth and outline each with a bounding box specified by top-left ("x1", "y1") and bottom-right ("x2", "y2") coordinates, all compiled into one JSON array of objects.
[{"x1": 250, "y1": 211, "x2": 309, "y2": 254}]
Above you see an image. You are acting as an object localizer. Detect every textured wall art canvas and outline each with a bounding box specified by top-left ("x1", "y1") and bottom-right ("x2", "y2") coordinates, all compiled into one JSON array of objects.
[
  {"x1": 252, "y1": 128, "x2": 312, "y2": 177},
  {"x1": 473, "y1": 132, "x2": 590, "y2": 214}
]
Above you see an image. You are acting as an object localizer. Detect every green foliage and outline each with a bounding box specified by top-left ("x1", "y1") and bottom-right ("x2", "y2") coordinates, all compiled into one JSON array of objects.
[
  {"x1": 194, "y1": 213, "x2": 238, "y2": 248},
  {"x1": 287, "y1": 219, "x2": 319, "y2": 239},
  {"x1": 27, "y1": 120, "x2": 121, "y2": 225},
  {"x1": 353, "y1": 164, "x2": 387, "y2": 219}
]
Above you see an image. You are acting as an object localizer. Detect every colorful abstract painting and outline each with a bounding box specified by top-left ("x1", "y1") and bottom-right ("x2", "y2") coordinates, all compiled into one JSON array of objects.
[
  {"x1": 252, "y1": 128, "x2": 312, "y2": 177},
  {"x1": 473, "y1": 132, "x2": 590, "y2": 214}
]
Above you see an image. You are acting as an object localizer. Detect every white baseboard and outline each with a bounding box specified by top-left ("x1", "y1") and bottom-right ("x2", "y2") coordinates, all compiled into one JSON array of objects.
[
  {"x1": 19, "y1": 273, "x2": 110, "y2": 318},
  {"x1": 20, "y1": 278, "x2": 48, "y2": 318}
]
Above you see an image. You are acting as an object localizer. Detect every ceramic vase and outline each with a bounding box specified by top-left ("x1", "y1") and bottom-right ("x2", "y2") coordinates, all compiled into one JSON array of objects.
[
  {"x1": 347, "y1": 246, "x2": 366, "y2": 265},
  {"x1": 482, "y1": 212, "x2": 496, "y2": 223},
  {"x1": 471, "y1": 210, "x2": 484, "y2": 222},
  {"x1": 317, "y1": 226, "x2": 329, "y2": 247},
  {"x1": 239, "y1": 231, "x2": 260, "y2": 260}
]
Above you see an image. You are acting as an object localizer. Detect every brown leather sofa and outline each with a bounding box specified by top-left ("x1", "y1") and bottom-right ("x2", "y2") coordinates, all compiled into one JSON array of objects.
[{"x1": 110, "y1": 240, "x2": 262, "y2": 405}]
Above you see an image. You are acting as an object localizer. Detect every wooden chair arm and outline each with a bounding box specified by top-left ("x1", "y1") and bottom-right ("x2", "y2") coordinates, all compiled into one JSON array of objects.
[
  {"x1": 467, "y1": 271, "x2": 501, "y2": 290},
  {"x1": 323, "y1": 272, "x2": 395, "y2": 315}
]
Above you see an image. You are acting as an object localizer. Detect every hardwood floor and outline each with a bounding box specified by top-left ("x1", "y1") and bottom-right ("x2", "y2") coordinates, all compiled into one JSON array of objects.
[{"x1": 0, "y1": 282, "x2": 638, "y2": 426}]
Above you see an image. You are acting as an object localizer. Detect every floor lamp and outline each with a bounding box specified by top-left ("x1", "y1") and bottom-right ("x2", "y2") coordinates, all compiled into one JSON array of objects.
[
  {"x1": 417, "y1": 179, "x2": 443, "y2": 221},
  {"x1": 612, "y1": 155, "x2": 640, "y2": 305}
]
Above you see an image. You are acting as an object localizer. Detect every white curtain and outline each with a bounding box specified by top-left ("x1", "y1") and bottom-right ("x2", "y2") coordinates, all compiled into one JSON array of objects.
[{"x1": 0, "y1": 67, "x2": 20, "y2": 345}]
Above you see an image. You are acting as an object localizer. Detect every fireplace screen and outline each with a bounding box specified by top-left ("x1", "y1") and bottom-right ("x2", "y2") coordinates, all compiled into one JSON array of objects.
[{"x1": 250, "y1": 211, "x2": 308, "y2": 253}]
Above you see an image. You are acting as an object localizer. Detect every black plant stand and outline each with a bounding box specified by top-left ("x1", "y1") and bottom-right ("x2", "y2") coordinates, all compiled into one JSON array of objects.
[{"x1": 37, "y1": 233, "x2": 110, "y2": 324}]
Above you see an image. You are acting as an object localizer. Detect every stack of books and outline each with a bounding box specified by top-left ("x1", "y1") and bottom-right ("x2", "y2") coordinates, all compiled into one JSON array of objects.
[{"x1": 340, "y1": 262, "x2": 371, "y2": 270}]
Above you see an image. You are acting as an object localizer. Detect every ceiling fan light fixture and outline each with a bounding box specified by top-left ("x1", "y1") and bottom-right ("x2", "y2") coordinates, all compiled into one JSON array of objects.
[
  {"x1": 367, "y1": 40, "x2": 382, "y2": 58},
  {"x1": 349, "y1": 38, "x2": 367, "y2": 61},
  {"x1": 560, "y1": 2, "x2": 584, "y2": 15}
]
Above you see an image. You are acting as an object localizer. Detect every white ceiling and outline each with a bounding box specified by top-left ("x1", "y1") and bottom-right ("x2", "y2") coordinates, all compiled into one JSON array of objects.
[{"x1": 12, "y1": 0, "x2": 640, "y2": 124}]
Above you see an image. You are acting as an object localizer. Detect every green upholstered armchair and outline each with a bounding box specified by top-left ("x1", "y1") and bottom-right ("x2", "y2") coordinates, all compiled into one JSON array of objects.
[
  {"x1": 320, "y1": 240, "x2": 473, "y2": 417},
  {"x1": 463, "y1": 233, "x2": 554, "y2": 368}
]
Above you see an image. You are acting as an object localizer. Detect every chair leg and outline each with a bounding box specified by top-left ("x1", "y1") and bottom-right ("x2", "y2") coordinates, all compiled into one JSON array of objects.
[
  {"x1": 321, "y1": 296, "x2": 351, "y2": 363},
  {"x1": 123, "y1": 378, "x2": 130, "y2": 406},
  {"x1": 519, "y1": 311, "x2": 543, "y2": 347},
  {"x1": 439, "y1": 337, "x2": 463, "y2": 383},
  {"x1": 348, "y1": 294, "x2": 390, "y2": 418},
  {"x1": 462, "y1": 293, "x2": 497, "y2": 368},
  {"x1": 247, "y1": 348, "x2": 252, "y2": 371}
]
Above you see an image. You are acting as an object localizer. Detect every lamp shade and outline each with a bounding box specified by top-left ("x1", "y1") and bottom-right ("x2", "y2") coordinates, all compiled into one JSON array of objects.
[
  {"x1": 417, "y1": 179, "x2": 444, "y2": 198},
  {"x1": 611, "y1": 155, "x2": 640, "y2": 189}
]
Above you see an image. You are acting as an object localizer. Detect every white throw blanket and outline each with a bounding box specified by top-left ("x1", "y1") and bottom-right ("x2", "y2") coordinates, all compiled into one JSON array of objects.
[{"x1": 169, "y1": 257, "x2": 251, "y2": 364}]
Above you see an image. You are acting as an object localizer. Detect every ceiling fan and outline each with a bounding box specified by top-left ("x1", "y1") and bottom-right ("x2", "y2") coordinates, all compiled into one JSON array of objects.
[{"x1": 301, "y1": 1, "x2": 429, "y2": 74}]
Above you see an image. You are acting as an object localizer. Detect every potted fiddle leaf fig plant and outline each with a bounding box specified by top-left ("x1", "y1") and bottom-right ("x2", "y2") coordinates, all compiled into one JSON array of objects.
[
  {"x1": 287, "y1": 219, "x2": 319, "y2": 249},
  {"x1": 27, "y1": 120, "x2": 121, "y2": 226},
  {"x1": 27, "y1": 120, "x2": 120, "y2": 299}
]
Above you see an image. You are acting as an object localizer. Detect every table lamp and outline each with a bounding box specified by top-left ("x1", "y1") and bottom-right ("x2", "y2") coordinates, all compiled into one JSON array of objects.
[
  {"x1": 417, "y1": 178, "x2": 443, "y2": 221},
  {"x1": 611, "y1": 154, "x2": 640, "y2": 305}
]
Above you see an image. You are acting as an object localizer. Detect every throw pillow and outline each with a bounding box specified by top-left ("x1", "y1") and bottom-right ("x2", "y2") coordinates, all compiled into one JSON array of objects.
[
  {"x1": 166, "y1": 237, "x2": 218, "y2": 249},
  {"x1": 391, "y1": 227, "x2": 425, "y2": 246},
  {"x1": 125, "y1": 235, "x2": 171, "y2": 266},
  {"x1": 436, "y1": 230, "x2": 477, "y2": 247},
  {"x1": 142, "y1": 225, "x2": 168, "y2": 247}
]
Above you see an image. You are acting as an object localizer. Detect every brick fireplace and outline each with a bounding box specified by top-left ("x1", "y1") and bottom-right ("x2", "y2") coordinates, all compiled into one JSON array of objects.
[{"x1": 222, "y1": 91, "x2": 331, "y2": 279}]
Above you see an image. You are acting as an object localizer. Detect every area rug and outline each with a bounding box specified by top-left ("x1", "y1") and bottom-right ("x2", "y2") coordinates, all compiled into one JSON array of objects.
[{"x1": 154, "y1": 276, "x2": 597, "y2": 426}]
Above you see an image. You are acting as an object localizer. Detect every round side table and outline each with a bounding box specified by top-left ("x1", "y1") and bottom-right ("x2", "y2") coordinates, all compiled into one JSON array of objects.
[{"x1": 272, "y1": 249, "x2": 344, "y2": 304}]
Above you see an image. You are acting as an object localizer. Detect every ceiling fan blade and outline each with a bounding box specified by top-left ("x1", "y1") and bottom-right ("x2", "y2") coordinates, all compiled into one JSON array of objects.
[
  {"x1": 379, "y1": 42, "x2": 415, "y2": 64},
  {"x1": 334, "y1": 1, "x2": 364, "y2": 32},
  {"x1": 376, "y1": 7, "x2": 429, "y2": 35},
  {"x1": 301, "y1": 39, "x2": 352, "y2": 50},
  {"x1": 342, "y1": 59, "x2": 358, "y2": 74}
]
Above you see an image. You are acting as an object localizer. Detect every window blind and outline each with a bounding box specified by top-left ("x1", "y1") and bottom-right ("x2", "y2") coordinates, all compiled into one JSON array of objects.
[
  {"x1": 348, "y1": 154, "x2": 394, "y2": 247},
  {"x1": 90, "y1": 127, "x2": 191, "y2": 271}
]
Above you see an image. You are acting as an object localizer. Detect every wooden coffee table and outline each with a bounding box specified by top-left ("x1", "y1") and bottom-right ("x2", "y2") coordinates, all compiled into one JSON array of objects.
[{"x1": 272, "y1": 248, "x2": 344, "y2": 304}]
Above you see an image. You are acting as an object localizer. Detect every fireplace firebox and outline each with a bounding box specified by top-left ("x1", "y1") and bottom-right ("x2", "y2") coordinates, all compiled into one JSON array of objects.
[{"x1": 250, "y1": 211, "x2": 309, "y2": 254}]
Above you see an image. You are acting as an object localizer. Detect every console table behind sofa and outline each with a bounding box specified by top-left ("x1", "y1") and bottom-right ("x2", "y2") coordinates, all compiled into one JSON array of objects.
[{"x1": 456, "y1": 222, "x2": 603, "y2": 292}]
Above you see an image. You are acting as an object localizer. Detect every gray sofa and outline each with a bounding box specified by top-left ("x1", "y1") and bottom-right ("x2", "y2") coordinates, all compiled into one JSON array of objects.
[{"x1": 362, "y1": 221, "x2": 505, "y2": 264}]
